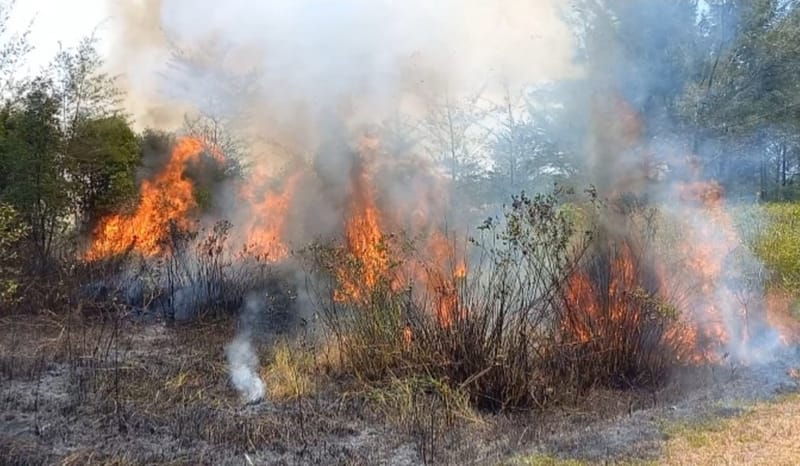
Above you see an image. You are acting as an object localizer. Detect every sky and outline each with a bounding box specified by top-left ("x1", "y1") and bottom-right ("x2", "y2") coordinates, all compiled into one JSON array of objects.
[{"x1": 8, "y1": 0, "x2": 111, "y2": 74}]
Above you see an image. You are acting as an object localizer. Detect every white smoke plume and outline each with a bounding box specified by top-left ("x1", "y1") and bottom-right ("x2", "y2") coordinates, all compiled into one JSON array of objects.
[
  {"x1": 225, "y1": 334, "x2": 264, "y2": 403},
  {"x1": 225, "y1": 295, "x2": 266, "y2": 403},
  {"x1": 108, "y1": 0, "x2": 577, "y2": 133}
]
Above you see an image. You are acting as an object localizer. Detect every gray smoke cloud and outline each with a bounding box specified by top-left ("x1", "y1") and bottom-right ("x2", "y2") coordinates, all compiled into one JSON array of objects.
[{"x1": 105, "y1": 0, "x2": 579, "y2": 257}]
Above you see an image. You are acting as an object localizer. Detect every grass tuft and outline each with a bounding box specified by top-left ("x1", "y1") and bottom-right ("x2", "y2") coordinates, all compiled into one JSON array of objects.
[{"x1": 261, "y1": 339, "x2": 315, "y2": 401}]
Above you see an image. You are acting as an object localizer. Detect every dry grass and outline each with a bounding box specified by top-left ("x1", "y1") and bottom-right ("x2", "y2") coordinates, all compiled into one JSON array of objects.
[
  {"x1": 0, "y1": 315, "x2": 370, "y2": 464},
  {"x1": 261, "y1": 339, "x2": 315, "y2": 401},
  {"x1": 662, "y1": 393, "x2": 800, "y2": 465},
  {"x1": 503, "y1": 454, "x2": 587, "y2": 465}
]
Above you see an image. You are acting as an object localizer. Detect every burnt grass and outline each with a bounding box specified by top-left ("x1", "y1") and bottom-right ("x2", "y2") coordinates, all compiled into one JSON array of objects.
[{"x1": 1, "y1": 311, "x2": 799, "y2": 466}]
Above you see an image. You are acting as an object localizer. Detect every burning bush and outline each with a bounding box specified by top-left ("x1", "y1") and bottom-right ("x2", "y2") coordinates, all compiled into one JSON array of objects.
[
  {"x1": 556, "y1": 235, "x2": 690, "y2": 389},
  {"x1": 150, "y1": 219, "x2": 296, "y2": 321},
  {"x1": 303, "y1": 188, "x2": 722, "y2": 411},
  {"x1": 303, "y1": 234, "x2": 411, "y2": 381}
]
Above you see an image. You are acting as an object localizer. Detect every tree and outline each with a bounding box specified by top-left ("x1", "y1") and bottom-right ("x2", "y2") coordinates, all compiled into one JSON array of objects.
[
  {"x1": 488, "y1": 85, "x2": 576, "y2": 199},
  {"x1": 47, "y1": 35, "x2": 149, "y2": 223},
  {"x1": 680, "y1": 0, "x2": 800, "y2": 199},
  {"x1": 50, "y1": 35, "x2": 123, "y2": 137},
  {"x1": 0, "y1": 0, "x2": 32, "y2": 98},
  {"x1": 419, "y1": 90, "x2": 492, "y2": 199},
  {"x1": 67, "y1": 115, "x2": 140, "y2": 228},
  {"x1": 531, "y1": 1, "x2": 705, "y2": 196},
  {"x1": 0, "y1": 78, "x2": 67, "y2": 268}
]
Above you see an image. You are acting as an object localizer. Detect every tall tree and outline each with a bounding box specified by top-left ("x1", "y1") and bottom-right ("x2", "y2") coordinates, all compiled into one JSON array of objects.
[
  {"x1": 50, "y1": 35, "x2": 123, "y2": 137},
  {"x1": 0, "y1": 78, "x2": 67, "y2": 267},
  {"x1": 419, "y1": 90, "x2": 492, "y2": 189},
  {"x1": 682, "y1": 0, "x2": 800, "y2": 198},
  {"x1": 0, "y1": 0, "x2": 31, "y2": 98}
]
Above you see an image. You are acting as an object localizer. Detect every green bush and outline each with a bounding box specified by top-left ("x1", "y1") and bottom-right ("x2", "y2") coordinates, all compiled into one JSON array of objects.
[{"x1": 0, "y1": 203, "x2": 30, "y2": 307}]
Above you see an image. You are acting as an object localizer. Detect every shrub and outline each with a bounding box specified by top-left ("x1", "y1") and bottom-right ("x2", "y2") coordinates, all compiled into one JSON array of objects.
[
  {"x1": 304, "y1": 188, "x2": 690, "y2": 412},
  {"x1": 554, "y1": 235, "x2": 686, "y2": 389},
  {"x1": 0, "y1": 203, "x2": 29, "y2": 308}
]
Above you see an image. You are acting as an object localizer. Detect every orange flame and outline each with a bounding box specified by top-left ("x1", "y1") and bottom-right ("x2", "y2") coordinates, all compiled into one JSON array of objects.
[
  {"x1": 334, "y1": 156, "x2": 391, "y2": 302},
  {"x1": 332, "y1": 136, "x2": 467, "y2": 328},
  {"x1": 673, "y1": 181, "x2": 741, "y2": 358},
  {"x1": 86, "y1": 136, "x2": 220, "y2": 260},
  {"x1": 421, "y1": 231, "x2": 466, "y2": 327},
  {"x1": 563, "y1": 242, "x2": 639, "y2": 344},
  {"x1": 240, "y1": 171, "x2": 302, "y2": 262}
]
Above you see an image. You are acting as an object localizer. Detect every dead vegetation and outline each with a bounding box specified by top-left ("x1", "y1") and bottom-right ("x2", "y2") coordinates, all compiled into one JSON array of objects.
[
  {"x1": 1, "y1": 190, "x2": 799, "y2": 465},
  {"x1": 302, "y1": 190, "x2": 696, "y2": 416},
  {"x1": 661, "y1": 393, "x2": 800, "y2": 465},
  {"x1": 0, "y1": 314, "x2": 380, "y2": 465}
]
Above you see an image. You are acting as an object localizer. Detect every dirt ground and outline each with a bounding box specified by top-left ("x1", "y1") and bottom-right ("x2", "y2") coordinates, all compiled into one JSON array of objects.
[{"x1": 1, "y1": 314, "x2": 799, "y2": 466}]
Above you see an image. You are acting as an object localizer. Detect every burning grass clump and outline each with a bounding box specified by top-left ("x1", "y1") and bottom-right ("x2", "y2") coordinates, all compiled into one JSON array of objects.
[
  {"x1": 305, "y1": 188, "x2": 698, "y2": 412},
  {"x1": 555, "y1": 236, "x2": 691, "y2": 390}
]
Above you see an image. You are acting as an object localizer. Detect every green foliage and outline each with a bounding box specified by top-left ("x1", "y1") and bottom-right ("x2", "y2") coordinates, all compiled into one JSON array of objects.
[
  {"x1": 0, "y1": 31, "x2": 132, "y2": 267},
  {"x1": 50, "y1": 35, "x2": 123, "y2": 133},
  {"x1": 68, "y1": 115, "x2": 140, "y2": 225},
  {"x1": 687, "y1": 1, "x2": 800, "y2": 133},
  {"x1": 0, "y1": 78, "x2": 67, "y2": 264},
  {"x1": 0, "y1": 202, "x2": 28, "y2": 306}
]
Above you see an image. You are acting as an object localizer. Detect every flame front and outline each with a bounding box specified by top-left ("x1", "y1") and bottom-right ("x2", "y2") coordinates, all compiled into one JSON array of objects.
[
  {"x1": 240, "y1": 171, "x2": 302, "y2": 262},
  {"x1": 419, "y1": 231, "x2": 466, "y2": 327},
  {"x1": 331, "y1": 137, "x2": 466, "y2": 328},
  {"x1": 564, "y1": 243, "x2": 645, "y2": 344},
  {"x1": 86, "y1": 136, "x2": 215, "y2": 260},
  {"x1": 334, "y1": 158, "x2": 390, "y2": 302}
]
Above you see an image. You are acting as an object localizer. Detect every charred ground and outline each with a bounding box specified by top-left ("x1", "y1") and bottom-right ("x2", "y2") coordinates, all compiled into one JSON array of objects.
[{"x1": 1, "y1": 312, "x2": 799, "y2": 465}]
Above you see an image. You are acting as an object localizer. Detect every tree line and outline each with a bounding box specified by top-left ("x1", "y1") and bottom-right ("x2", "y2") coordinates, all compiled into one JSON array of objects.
[{"x1": 428, "y1": 0, "x2": 800, "y2": 204}]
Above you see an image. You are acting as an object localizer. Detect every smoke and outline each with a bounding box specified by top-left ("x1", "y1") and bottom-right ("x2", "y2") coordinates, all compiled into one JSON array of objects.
[
  {"x1": 105, "y1": 0, "x2": 579, "y2": 258},
  {"x1": 108, "y1": 0, "x2": 576, "y2": 133},
  {"x1": 225, "y1": 295, "x2": 265, "y2": 403},
  {"x1": 98, "y1": 0, "x2": 795, "y2": 370},
  {"x1": 225, "y1": 335, "x2": 264, "y2": 403},
  {"x1": 106, "y1": 0, "x2": 188, "y2": 130}
]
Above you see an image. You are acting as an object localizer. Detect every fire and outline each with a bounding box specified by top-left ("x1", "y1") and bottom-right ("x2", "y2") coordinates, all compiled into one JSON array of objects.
[
  {"x1": 672, "y1": 180, "x2": 738, "y2": 355},
  {"x1": 331, "y1": 136, "x2": 467, "y2": 328},
  {"x1": 559, "y1": 92, "x2": 794, "y2": 365},
  {"x1": 564, "y1": 242, "x2": 645, "y2": 344},
  {"x1": 562, "y1": 168, "x2": 790, "y2": 363},
  {"x1": 240, "y1": 171, "x2": 302, "y2": 262},
  {"x1": 561, "y1": 236, "x2": 719, "y2": 364},
  {"x1": 334, "y1": 156, "x2": 391, "y2": 302},
  {"x1": 564, "y1": 268, "x2": 601, "y2": 344},
  {"x1": 86, "y1": 136, "x2": 221, "y2": 260},
  {"x1": 420, "y1": 231, "x2": 466, "y2": 327},
  {"x1": 765, "y1": 290, "x2": 800, "y2": 346}
]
